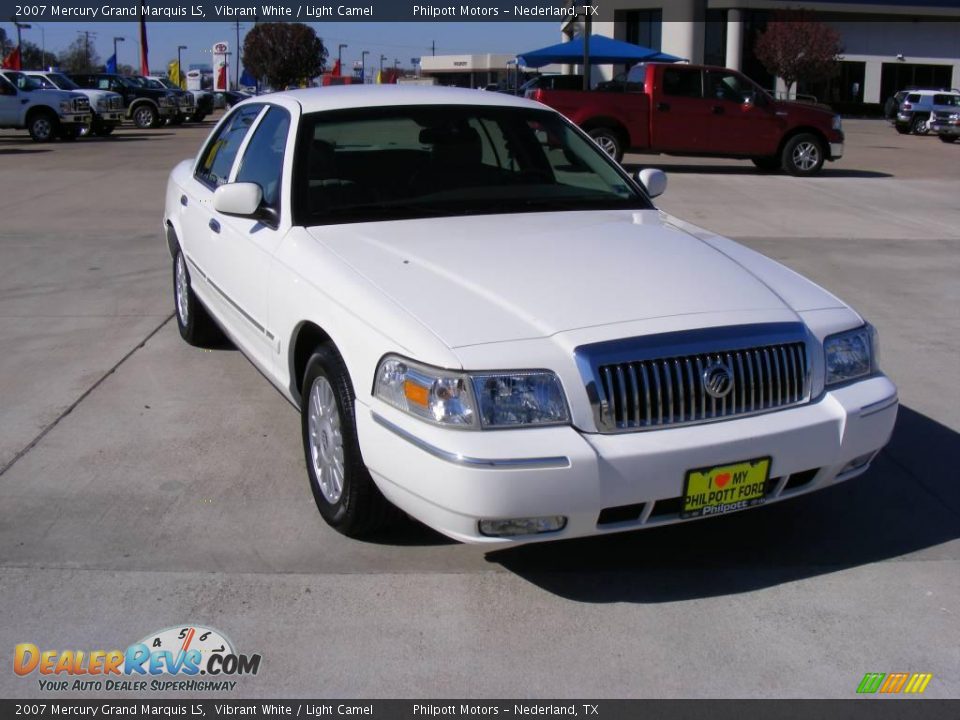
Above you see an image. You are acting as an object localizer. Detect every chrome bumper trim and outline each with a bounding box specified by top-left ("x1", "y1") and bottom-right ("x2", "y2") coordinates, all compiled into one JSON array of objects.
[
  {"x1": 830, "y1": 142, "x2": 844, "y2": 159},
  {"x1": 371, "y1": 412, "x2": 571, "y2": 470}
]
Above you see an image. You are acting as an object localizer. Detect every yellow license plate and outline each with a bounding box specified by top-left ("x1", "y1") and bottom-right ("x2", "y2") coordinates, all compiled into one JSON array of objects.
[{"x1": 682, "y1": 457, "x2": 771, "y2": 519}]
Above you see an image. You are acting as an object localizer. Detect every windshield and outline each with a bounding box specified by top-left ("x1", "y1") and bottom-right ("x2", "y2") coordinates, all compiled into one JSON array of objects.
[
  {"x1": 294, "y1": 104, "x2": 652, "y2": 226},
  {"x1": 144, "y1": 78, "x2": 167, "y2": 90},
  {"x1": 156, "y1": 78, "x2": 178, "y2": 89},
  {"x1": 47, "y1": 73, "x2": 80, "y2": 90}
]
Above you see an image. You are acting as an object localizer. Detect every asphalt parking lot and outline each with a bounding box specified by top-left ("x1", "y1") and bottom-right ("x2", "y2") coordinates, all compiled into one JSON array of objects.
[{"x1": 0, "y1": 117, "x2": 958, "y2": 698}]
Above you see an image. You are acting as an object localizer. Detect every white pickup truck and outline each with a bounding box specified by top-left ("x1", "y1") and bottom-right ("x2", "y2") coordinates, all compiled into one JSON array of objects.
[
  {"x1": 0, "y1": 70, "x2": 91, "y2": 141},
  {"x1": 25, "y1": 70, "x2": 124, "y2": 137}
]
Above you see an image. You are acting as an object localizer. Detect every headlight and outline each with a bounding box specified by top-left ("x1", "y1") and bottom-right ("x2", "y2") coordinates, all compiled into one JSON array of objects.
[
  {"x1": 950, "y1": 113, "x2": 960, "y2": 121},
  {"x1": 59, "y1": 100, "x2": 72, "y2": 113},
  {"x1": 96, "y1": 97, "x2": 108, "y2": 110},
  {"x1": 159, "y1": 95, "x2": 174, "y2": 107},
  {"x1": 374, "y1": 355, "x2": 569, "y2": 429},
  {"x1": 832, "y1": 114, "x2": 842, "y2": 131},
  {"x1": 824, "y1": 325, "x2": 877, "y2": 386}
]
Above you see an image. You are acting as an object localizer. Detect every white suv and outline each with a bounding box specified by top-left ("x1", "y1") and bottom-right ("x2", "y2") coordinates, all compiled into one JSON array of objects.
[{"x1": 895, "y1": 89, "x2": 960, "y2": 135}]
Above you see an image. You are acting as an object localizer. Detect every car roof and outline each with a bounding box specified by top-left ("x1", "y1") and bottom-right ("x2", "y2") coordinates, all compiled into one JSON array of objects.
[{"x1": 256, "y1": 85, "x2": 547, "y2": 114}]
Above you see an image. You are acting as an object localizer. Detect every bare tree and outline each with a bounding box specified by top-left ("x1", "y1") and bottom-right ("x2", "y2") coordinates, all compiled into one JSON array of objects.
[
  {"x1": 755, "y1": 11, "x2": 843, "y2": 98},
  {"x1": 242, "y1": 23, "x2": 327, "y2": 90},
  {"x1": 58, "y1": 36, "x2": 102, "y2": 74}
]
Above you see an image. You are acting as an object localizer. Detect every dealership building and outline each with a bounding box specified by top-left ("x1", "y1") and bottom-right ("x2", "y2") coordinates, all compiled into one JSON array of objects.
[{"x1": 564, "y1": 0, "x2": 960, "y2": 108}]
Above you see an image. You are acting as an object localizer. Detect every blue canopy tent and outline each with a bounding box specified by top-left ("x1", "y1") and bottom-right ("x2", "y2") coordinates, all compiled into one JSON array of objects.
[{"x1": 517, "y1": 35, "x2": 684, "y2": 69}]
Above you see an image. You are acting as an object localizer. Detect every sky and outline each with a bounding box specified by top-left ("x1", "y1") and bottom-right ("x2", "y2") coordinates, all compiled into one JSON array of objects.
[{"x1": 9, "y1": 21, "x2": 561, "y2": 75}]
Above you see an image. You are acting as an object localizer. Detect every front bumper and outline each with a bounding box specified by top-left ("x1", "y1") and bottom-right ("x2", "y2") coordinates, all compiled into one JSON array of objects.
[
  {"x1": 60, "y1": 113, "x2": 91, "y2": 125},
  {"x1": 358, "y1": 375, "x2": 898, "y2": 544},
  {"x1": 158, "y1": 106, "x2": 177, "y2": 118},
  {"x1": 96, "y1": 111, "x2": 123, "y2": 122},
  {"x1": 829, "y1": 142, "x2": 843, "y2": 160},
  {"x1": 932, "y1": 123, "x2": 960, "y2": 137}
]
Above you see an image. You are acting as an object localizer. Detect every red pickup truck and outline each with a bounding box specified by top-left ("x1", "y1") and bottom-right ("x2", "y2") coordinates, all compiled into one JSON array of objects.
[{"x1": 527, "y1": 62, "x2": 844, "y2": 176}]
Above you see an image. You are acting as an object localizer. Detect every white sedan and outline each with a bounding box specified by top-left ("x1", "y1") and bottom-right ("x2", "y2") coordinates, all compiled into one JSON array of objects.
[{"x1": 163, "y1": 86, "x2": 898, "y2": 544}]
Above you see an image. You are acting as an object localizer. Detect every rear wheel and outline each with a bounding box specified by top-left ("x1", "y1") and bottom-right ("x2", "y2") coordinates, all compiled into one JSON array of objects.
[
  {"x1": 587, "y1": 127, "x2": 624, "y2": 163},
  {"x1": 782, "y1": 133, "x2": 825, "y2": 176},
  {"x1": 910, "y1": 115, "x2": 929, "y2": 135},
  {"x1": 938, "y1": 134, "x2": 957, "y2": 143},
  {"x1": 751, "y1": 157, "x2": 781, "y2": 172},
  {"x1": 301, "y1": 345, "x2": 396, "y2": 537},
  {"x1": 132, "y1": 104, "x2": 157, "y2": 129},
  {"x1": 173, "y1": 248, "x2": 224, "y2": 347},
  {"x1": 27, "y1": 110, "x2": 58, "y2": 142}
]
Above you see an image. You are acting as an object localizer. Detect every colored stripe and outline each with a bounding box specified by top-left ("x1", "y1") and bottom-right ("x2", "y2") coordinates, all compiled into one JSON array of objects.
[
  {"x1": 904, "y1": 674, "x2": 920, "y2": 693},
  {"x1": 891, "y1": 673, "x2": 909, "y2": 693},
  {"x1": 916, "y1": 674, "x2": 933, "y2": 694},
  {"x1": 879, "y1": 674, "x2": 896, "y2": 693},
  {"x1": 857, "y1": 673, "x2": 884, "y2": 694}
]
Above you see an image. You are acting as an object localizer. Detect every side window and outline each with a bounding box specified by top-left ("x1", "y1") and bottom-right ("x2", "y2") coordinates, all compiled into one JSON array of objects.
[
  {"x1": 906, "y1": 94, "x2": 921, "y2": 103},
  {"x1": 0, "y1": 76, "x2": 16, "y2": 95},
  {"x1": 662, "y1": 68, "x2": 703, "y2": 98},
  {"x1": 195, "y1": 104, "x2": 263, "y2": 189},
  {"x1": 707, "y1": 72, "x2": 750, "y2": 103},
  {"x1": 235, "y1": 106, "x2": 291, "y2": 218}
]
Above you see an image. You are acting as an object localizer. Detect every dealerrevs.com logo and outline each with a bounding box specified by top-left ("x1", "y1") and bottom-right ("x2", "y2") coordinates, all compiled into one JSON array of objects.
[{"x1": 14, "y1": 625, "x2": 262, "y2": 692}]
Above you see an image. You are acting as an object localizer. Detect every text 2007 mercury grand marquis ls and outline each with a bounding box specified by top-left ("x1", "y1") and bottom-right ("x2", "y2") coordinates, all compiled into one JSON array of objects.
[{"x1": 163, "y1": 86, "x2": 898, "y2": 544}]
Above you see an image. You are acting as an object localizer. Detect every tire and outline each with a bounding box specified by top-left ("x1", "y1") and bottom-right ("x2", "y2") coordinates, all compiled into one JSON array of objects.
[
  {"x1": 587, "y1": 127, "x2": 624, "y2": 163},
  {"x1": 938, "y1": 135, "x2": 957, "y2": 144},
  {"x1": 895, "y1": 124, "x2": 910, "y2": 135},
  {"x1": 781, "y1": 133, "x2": 825, "y2": 176},
  {"x1": 132, "y1": 104, "x2": 157, "y2": 129},
  {"x1": 301, "y1": 344, "x2": 396, "y2": 537},
  {"x1": 170, "y1": 115, "x2": 185, "y2": 126},
  {"x1": 752, "y1": 157, "x2": 781, "y2": 172},
  {"x1": 173, "y1": 248, "x2": 224, "y2": 347},
  {"x1": 27, "y1": 110, "x2": 58, "y2": 142},
  {"x1": 910, "y1": 115, "x2": 929, "y2": 135}
]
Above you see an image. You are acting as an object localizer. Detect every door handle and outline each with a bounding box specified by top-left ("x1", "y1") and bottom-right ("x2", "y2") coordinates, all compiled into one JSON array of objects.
[
  {"x1": 656, "y1": 102, "x2": 670, "y2": 112},
  {"x1": 712, "y1": 105, "x2": 725, "y2": 114},
  {"x1": 180, "y1": 194, "x2": 188, "y2": 207},
  {"x1": 208, "y1": 218, "x2": 220, "y2": 233}
]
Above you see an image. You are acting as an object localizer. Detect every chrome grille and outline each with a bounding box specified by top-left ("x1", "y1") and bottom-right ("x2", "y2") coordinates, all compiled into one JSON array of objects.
[
  {"x1": 576, "y1": 324, "x2": 811, "y2": 433},
  {"x1": 109, "y1": 96, "x2": 123, "y2": 110},
  {"x1": 73, "y1": 97, "x2": 90, "y2": 112}
]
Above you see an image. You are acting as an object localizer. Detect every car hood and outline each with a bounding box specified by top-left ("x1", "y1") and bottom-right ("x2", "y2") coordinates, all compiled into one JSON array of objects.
[{"x1": 308, "y1": 210, "x2": 807, "y2": 348}]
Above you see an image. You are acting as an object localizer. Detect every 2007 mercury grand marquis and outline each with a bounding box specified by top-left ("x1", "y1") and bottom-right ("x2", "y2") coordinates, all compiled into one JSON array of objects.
[{"x1": 163, "y1": 86, "x2": 898, "y2": 544}]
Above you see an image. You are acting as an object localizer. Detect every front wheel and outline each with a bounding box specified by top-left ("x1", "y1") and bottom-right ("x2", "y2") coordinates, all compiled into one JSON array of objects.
[
  {"x1": 173, "y1": 248, "x2": 224, "y2": 347},
  {"x1": 782, "y1": 133, "x2": 825, "y2": 176},
  {"x1": 301, "y1": 345, "x2": 396, "y2": 537},
  {"x1": 27, "y1": 111, "x2": 58, "y2": 142},
  {"x1": 587, "y1": 127, "x2": 624, "y2": 163},
  {"x1": 938, "y1": 134, "x2": 957, "y2": 144},
  {"x1": 132, "y1": 104, "x2": 157, "y2": 129}
]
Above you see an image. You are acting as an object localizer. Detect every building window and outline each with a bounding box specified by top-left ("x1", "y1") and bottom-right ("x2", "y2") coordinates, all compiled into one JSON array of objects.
[
  {"x1": 704, "y1": 9, "x2": 728, "y2": 67},
  {"x1": 880, "y1": 63, "x2": 954, "y2": 103},
  {"x1": 624, "y1": 10, "x2": 662, "y2": 51}
]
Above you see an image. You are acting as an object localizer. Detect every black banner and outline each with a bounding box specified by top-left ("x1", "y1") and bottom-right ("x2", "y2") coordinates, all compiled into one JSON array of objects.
[{"x1": 2, "y1": 700, "x2": 960, "y2": 720}]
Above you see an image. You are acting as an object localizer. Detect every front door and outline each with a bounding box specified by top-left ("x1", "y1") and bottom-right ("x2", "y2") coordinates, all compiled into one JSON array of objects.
[
  {"x1": 704, "y1": 70, "x2": 783, "y2": 157},
  {"x1": 649, "y1": 66, "x2": 712, "y2": 153}
]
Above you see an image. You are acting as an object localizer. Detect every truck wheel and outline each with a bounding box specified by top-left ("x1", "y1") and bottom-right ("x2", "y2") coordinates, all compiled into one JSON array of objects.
[
  {"x1": 301, "y1": 344, "x2": 396, "y2": 538},
  {"x1": 910, "y1": 115, "x2": 929, "y2": 135},
  {"x1": 132, "y1": 104, "x2": 157, "y2": 129},
  {"x1": 782, "y1": 133, "x2": 825, "y2": 176},
  {"x1": 173, "y1": 248, "x2": 224, "y2": 347},
  {"x1": 588, "y1": 127, "x2": 624, "y2": 163},
  {"x1": 937, "y1": 134, "x2": 956, "y2": 143},
  {"x1": 27, "y1": 111, "x2": 58, "y2": 142},
  {"x1": 190, "y1": 113, "x2": 207, "y2": 123},
  {"x1": 751, "y1": 157, "x2": 781, "y2": 172}
]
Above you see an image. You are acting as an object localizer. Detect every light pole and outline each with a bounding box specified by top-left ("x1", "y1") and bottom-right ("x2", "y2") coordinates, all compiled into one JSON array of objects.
[
  {"x1": 338, "y1": 43, "x2": 347, "y2": 74},
  {"x1": 113, "y1": 36, "x2": 125, "y2": 69},
  {"x1": 177, "y1": 45, "x2": 187, "y2": 88},
  {"x1": 360, "y1": 50, "x2": 368, "y2": 83}
]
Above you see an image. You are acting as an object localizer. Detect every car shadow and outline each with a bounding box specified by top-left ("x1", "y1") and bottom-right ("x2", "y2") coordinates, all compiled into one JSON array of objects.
[
  {"x1": 0, "y1": 148, "x2": 51, "y2": 155},
  {"x1": 480, "y1": 405, "x2": 958, "y2": 602},
  {"x1": 622, "y1": 162, "x2": 893, "y2": 179}
]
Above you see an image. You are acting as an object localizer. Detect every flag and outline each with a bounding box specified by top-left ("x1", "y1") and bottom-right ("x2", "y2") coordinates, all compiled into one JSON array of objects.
[
  {"x1": 138, "y1": 12, "x2": 150, "y2": 76},
  {"x1": 375, "y1": 70, "x2": 382, "y2": 84},
  {"x1": 331, "y1": 59, "x2": 341, "y2": 78},
  {"x1": 105, "y1": 53, "x2": 117, "y2": 74},
  {"x1": 168, "y1": 60, "x2": 180, "y2": 88},
  {"x1": 239, "y1": 68, "x2": 256, "y2": 87},
  {"x1": 2, "y1": 46, "x2": 21, "y2": 71}
]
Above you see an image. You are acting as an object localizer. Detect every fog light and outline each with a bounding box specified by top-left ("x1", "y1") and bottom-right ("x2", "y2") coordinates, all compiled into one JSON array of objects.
[
  {"x1": 841, "y1": 452, "x2": 876, "y2": 474},
  {"x1": 478, "y1": 516, "x2": 567, "y2": 537}
]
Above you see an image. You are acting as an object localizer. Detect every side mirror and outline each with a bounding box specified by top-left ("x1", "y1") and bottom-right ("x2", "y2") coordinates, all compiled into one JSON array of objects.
[
  {"x1": 213, "y1": 182, "x2": 263, "y2": 217},
  {"x1": 637, "y1": 168, "x2": 667, "y2": 199}
]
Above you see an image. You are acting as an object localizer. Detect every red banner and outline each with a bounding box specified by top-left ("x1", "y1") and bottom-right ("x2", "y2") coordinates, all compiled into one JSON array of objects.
[
  {"x1": 139, "y1": 14, "x2": 149, "y2": 76},
  {"x1": 1, "y1": 46, "x2": 21, "y2": 71}
]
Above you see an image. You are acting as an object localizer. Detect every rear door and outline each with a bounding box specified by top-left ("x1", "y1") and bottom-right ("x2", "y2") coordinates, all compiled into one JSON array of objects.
[
  {"x1": 649, "y1": 66, "x2": 711, "y2": 152},
  {"x1": 704, "y1": 69, "x2": 782, "y2": 156}
]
